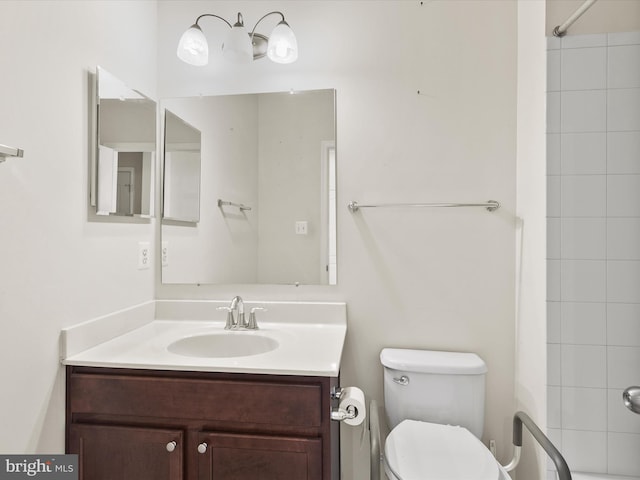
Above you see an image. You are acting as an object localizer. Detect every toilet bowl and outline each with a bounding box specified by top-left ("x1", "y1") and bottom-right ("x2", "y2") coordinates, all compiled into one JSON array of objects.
[{"x1": 380, "y1": 348, "x2": 508, "y2": 480}]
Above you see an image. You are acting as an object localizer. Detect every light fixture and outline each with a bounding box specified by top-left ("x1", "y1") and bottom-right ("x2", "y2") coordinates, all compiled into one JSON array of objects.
[{"x1": 177, "y1": 11, "x2": 298, "y2": 66}]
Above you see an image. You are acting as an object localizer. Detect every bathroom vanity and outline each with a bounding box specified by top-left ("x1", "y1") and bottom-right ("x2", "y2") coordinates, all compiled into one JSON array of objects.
[
  {"x1": 66, "y1": 366, "x2": 338, "y2": 479},
  {"x1": 62, "y1": 301, "x2": 346, "y2": 480}
]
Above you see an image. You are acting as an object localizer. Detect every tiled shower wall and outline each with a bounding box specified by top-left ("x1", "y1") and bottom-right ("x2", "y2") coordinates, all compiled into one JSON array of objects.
[{"x1": 547, "y1": 31, "x2": 640, "y2": 477}]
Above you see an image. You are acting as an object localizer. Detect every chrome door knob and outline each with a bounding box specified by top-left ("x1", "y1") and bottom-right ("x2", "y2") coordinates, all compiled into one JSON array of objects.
[
  {"x1": 166, "y1": 441, "x2": 177, "y2": 452},
  {"x1": 623, "y1": 386, "x2": 640, "y2": 414},
  {"x1": 197, "y1": 442, "x2": 208, "y2": 454}
]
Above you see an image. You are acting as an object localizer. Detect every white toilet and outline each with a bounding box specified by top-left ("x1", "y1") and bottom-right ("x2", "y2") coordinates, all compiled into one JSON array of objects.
[{"x1": 380, "y1": 348, "x2": 510, "y2": 480}]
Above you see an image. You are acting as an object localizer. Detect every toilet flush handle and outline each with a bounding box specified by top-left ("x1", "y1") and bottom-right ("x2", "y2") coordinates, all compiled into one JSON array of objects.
[{"x1": 393, "y1": 375, "x2": 410, "y2": 386}]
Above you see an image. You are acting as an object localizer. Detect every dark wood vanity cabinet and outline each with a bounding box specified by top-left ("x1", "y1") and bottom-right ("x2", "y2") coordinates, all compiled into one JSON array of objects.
[{"x1": 66, "y1": 366, "x2": 339, "y2": 480}]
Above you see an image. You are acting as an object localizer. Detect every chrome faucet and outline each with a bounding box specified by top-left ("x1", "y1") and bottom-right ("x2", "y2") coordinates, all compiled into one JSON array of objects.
[
  {"x1": 229, "y1": 295, "x2": 245, "y2": 329},
  {"x1": 218, "y1": 296, "x2": 264, "y2": 330}
]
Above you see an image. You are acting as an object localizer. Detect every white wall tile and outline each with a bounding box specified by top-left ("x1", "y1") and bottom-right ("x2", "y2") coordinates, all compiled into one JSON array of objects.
[
  {"x1": 548, "y1": 133, "x2": 561, "y2": 175},
  {"x1": 548, "y1": 301, "x2": 561, "y2": 344},
  {"x1": 561, "y1": 429, "x2": 607, "y2": 473},
  {"x1": 608, "y1": 89, "x2": 640, "y2": 131},
  {"x1": 608, "y1": 132, "x2": 640, "y2": 174},
  {"x1": 608, "y1": 303, "x2": 640, "y2": 347},
  {"x1": 548, "y1": 49, "x2": 561, "y2": 92},
  {"x1": 608, "y1": 45, "x2": 640, "y2": 89},
  {"x1": 547, "y1": 428, "x2": 563, "y2": 471},
  {"x1": 561, "y1": 47, "x2": 607, "y2": 91},
  {"x1": 608, "y1": 346, "x2": 640, "y2": 389},
  {"x1": 607, "y1": 175, "x2": 640, "y2": 217},
  {"x1": 561, "y1": 132, "x2": 606, "y2": 174},
  {"x1": 607, "y1": 261, "x2": 640, "y2": 303},
  {"x1": 548, "y1": 36, "x2": 561, "y2": 51},
  {"x1": 562, "y1": 175, "x2": 606, "y2": 217},
  {"x1": 548, "y1": 386, "x2": 562, "y2": 429},
  {"x1": 608, "y1": 31, "x2": 640, "y2": 47},
  {"x1": 549, "y1": 32, "x2": 640, "y2": 475},
  {"x1": 561, "y1": 90, "x2": 607, "y2": 133},
  {"x1": 548, "y1": 218, "x2": 561, "y2": 259},
  {"x1": 548, "y1": 260, "x2": 561, "y2": 302},
  {"x1": 561, "y1": 302, "x2": 606, "y2": 345},
  {"x1": 608, "y1": 389, "x2": 640, "y2": 434},
  {"x1": 562, "y1": 344, "x2": 607, "y2": 387},
  {"x1": 548, "y1": 175, "x2": 561, "y2": 217},
  {"x1": 548, "y1": 343, "x2": 562, "y2": 386},
  {"x1": 608, "y1": 432, "x2": 640, "y2": 476},
  {"x1": 608, "y1": 218, "x2": 640, "y2": 260},
  {"x1": 561, "y1": 218, "x2": 606, "y2": 259},
  {"x1": 561, "y1": 260, "x2": 606, "y2": 302},
  {"x1": 548, "y1": 91, "x2": 561, "y2": 133},
  {"x1": 561, "y1": 387, "x2": 607, "y2": 431},
  {"x1": 562, "y1": 33, "x2": 607, "y2": 49}
]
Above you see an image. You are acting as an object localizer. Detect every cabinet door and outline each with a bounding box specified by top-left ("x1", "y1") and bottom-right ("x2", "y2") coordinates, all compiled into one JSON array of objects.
[
  {"x1": 197, "y1": 432, "x2": 322, "y2": 480},
  {"x1": 69, "y1": 424, "x2": 183, "y2": 480}
]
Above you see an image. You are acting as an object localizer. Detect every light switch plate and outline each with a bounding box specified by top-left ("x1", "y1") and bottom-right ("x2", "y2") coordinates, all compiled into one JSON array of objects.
[{"x1": 295, "y1": 221, "x2": 308, "y2": 235}]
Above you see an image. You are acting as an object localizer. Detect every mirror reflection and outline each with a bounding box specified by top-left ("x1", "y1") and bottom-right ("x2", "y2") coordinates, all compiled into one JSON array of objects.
[
  {"x1": 93, "y1": 66, "x2": 156, "y2": 217},
  {"x1": 163, "y1": 110, "x2": 201, "y2": 223},
  {"x1": 161, "y1": 89, "x2": 336, "y2": 286}
]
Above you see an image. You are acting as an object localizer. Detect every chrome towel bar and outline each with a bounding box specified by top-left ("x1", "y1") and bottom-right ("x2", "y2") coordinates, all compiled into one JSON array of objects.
[
  {"x1": 348, "y1": 200, "x2": 500, "y2": 213},
  {"x1": 217, "y1": 199, "x2": 252, "y2": 211},
  {"x1": 0, "y1": 143, "x2": 24, "y2": 162}
]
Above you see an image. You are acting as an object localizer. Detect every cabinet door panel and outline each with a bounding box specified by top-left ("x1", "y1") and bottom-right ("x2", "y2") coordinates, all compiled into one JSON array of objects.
[
  {"x1": 198, "y1": 432, "x2": 322, "y2": 480},
  {"x1": 69, "y1": 424, "x2": 183, "y2": 480}
]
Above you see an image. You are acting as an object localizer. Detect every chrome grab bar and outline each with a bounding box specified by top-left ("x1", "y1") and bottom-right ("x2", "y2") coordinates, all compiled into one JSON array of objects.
[
  {"x1": 623, "y1": 386, "x2": 640, "y2": 414},
  {"x1": 369, "y1": 399, "x2": 381, "y2": 480},
  {"x1": 503, "y1": 411, "x2": 571, "y2": 480}
]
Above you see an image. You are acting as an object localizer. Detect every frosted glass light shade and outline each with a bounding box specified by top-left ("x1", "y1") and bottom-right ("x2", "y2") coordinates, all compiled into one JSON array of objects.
[
  {"x1": 267, "y1": 21, "x2": 298, "y2": 64},
  {"x1": 177, "y1": 24, "x2": 209, "y2": 66},
  {"x1": 222, "y1": 25, "x2": 253, "y2": 64}
]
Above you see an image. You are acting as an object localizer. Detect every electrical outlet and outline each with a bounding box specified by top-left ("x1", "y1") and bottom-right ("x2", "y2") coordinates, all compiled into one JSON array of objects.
[
  {"x1": 138, "y1": 241, "x2": 151, "y2": 270},
  {"x1": 162, "y1": 241, "x2": 169, "y2": 267}
]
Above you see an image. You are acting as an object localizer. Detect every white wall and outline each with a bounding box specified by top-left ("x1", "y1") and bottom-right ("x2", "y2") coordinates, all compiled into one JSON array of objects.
[
  {"x1": 516, "y1": 1, "x2": 548, "y2": 479},
  {"x1": 0, "y1": 1, "x2": 156, "y2": 453},
  {"x1": 161, "y1": 95, "x2": 260, "y2": 284},
  {"x1": 157, "y1": 1, "x2": 518, "y2": 477},
  {"x1": 257, "y1": 90, "x2": 335, "y2": 284}
]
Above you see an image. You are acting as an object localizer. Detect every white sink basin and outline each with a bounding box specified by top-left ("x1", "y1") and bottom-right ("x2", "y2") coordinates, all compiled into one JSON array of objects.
[{"x1": 167, "y1": 333, "x2": 279, "y2": 358}]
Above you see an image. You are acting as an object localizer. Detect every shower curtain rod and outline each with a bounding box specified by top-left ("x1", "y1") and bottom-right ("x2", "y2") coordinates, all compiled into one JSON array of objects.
[{"x1": 553, "y1": 0, "x2": 598, "y2": 37}]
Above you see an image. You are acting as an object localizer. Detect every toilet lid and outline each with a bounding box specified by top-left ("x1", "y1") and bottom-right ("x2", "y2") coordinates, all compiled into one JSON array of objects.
[{"x1": 384, "y1": 420, "x2": 500, "y2": 480}]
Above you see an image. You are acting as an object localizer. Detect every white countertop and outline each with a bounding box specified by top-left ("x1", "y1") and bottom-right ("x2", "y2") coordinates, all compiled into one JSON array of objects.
[{"x1": 62, "y1": 301, "x2": 347, "y2": 377}]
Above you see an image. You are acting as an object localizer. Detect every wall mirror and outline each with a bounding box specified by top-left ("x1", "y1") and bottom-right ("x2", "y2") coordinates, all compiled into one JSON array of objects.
[
  {"x1": 91, "y1": 66, "x2": 156, "y2": 217},
  {"x1": 161, "y1": 89, "x2": 336, "y2": 286},
  {"x1": 163, "y1": 109, "x2": 201, "y2": 223}
]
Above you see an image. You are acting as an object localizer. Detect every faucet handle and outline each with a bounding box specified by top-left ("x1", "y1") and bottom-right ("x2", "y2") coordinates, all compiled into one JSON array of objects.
[
  {"x1": 247, "y1": 307, "x2": 266, "y2": 330},
  {"x1": 217, "y1": 306, "x2": 234, "y2": 329}
]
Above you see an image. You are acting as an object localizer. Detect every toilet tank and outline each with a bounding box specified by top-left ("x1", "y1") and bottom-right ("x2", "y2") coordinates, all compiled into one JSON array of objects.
[{"x1": 380, "y1": 348, "x2": 488, "y2": 438}]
